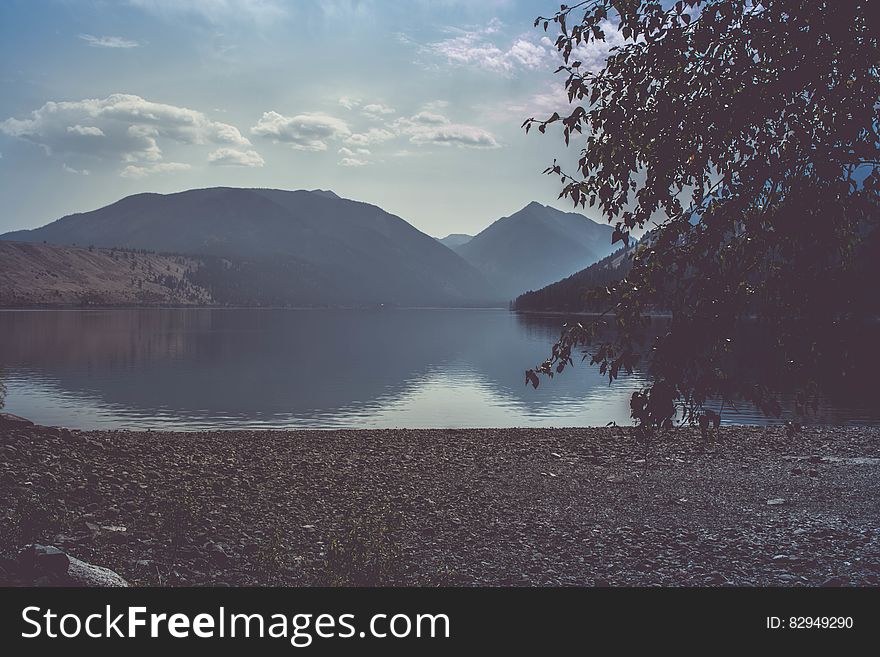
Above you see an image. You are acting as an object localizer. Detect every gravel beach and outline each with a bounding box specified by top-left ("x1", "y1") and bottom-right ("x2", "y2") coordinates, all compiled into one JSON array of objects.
[{"x1": 1, "y1": 419, "x2": 878, "y2": 586}]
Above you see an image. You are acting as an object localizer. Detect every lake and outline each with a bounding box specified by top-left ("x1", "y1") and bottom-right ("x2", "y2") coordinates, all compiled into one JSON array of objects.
[{"x1": 0, "y1": 308, "x2": 876, "y2": 430}]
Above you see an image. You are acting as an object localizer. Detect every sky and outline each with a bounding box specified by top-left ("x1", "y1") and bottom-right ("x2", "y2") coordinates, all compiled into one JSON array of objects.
[{"x1": 0, "y1": 0, "x2": 624, "y2": 237}]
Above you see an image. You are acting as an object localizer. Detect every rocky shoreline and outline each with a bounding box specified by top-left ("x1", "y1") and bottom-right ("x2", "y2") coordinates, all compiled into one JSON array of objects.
[{"x1": 1, "y1": 416, "x2": 878, "y2": 586}]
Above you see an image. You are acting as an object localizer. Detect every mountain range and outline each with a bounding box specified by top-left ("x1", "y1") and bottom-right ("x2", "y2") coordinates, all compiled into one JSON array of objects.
[
  {"x1": 449, "y1": 201, "x2": 616, "y2": 299},
  {"x1": 0, "y1": 188, "x2": 617, "y2": 307}
]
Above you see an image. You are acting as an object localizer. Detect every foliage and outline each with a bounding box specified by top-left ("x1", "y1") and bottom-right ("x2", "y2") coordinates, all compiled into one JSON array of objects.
[
  {"x1": 524, "y1": 0, "x2": 880, "y2": 428},
  {"x1": 4, "y1": 492, "x2": 60, "y2": 548}
]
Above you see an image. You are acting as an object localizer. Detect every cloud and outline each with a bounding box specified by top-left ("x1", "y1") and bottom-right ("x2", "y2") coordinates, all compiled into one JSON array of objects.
[
  {"x1": 409, "y1": 111, "x2": 450, "y2": 125},
  {"x1": 423, "y1": 100, "x2": 449, "y2": 112},
  {"x1": 207, "y1": 147, "x2": 265, "y2": 167},
  {"x1": 394, "y1": 112, "x2": 499, "y2": 149},
  {"x1": 251, "y1": 111, "x2": 350, "y2": 151},
  {"x1": 563, "y1": 20, "x2": 626, "y2": 72},
  {"x1": 489, "y1": 83, "x2": 575, "y2": 122},
  {"x1": 1, "y1": 94, "x2": 250, "y2": 165},
  {"x1": 408, "y1": 124, "x2": 499, "y2": 148},
  {"x1": 507, "y1": 39, "x2": 547, "y2": 69},
  {"x1": 338, "y1": 96, "x2": 361, "y2": 110},
  {"x1": 362, "y1": 103, "x2": 395, "y2": 118},
  {"x1": 66, "y1": 125, "x2": 105, "y2": 136},
  {"x1": 339, "y1": 157, "x2": 369, "y2": 167},
  {"x1": 425, "y1": 21, "x2": 551, "y2": 75},
  {"x1": 345, "y1": 127, "x2": 394, "y2": 147},
  {"x1": 62, "y1": 163, "x2": 90, "y2": 175},
  {"x1": 338, "y1": 146, "x2": 370, "y2": 157},
  {"x1": 78, "y1": 34, "x2": 141, "y2": 48},
  {"x1": 120, "y1": 161, "x2": 191, "y2": 178}
]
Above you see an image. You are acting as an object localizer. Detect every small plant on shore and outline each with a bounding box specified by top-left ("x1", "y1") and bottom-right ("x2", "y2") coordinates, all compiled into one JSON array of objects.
[
  {"x1": 319, "y1": 504, "x2": 405, "y2": 586},
  {"x1": 252, "y1": 527, "x2": 288, "y2": 586}
]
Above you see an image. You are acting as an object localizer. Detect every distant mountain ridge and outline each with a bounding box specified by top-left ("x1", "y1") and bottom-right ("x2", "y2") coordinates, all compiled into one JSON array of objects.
[
  {"x1": 437, "y1": 234, "x2": 473, "y2": 249},
  {"x1": 0, "y1": 187, "x2": 498, "y2": 307},
  {"x1": 453, "y1": 201, "x2": 616, "y2": 300}
]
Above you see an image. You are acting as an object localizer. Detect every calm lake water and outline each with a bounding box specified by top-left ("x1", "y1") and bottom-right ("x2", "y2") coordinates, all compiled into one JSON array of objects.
[{"x1": 0, "y1": 308, "x2": 876, "y2": 430}]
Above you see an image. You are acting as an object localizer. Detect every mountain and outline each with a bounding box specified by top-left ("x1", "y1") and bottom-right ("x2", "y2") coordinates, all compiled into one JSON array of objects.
[
  {"x1": 0, "y1": 241, "x2": 212, "y2": 307},
  {"x1": 437, "y1": 233, "x2": 473, "y2": 249},
  {"x1": 454, "y1": 202, "x2": 616, "y2": 300},
  {"x1": 513, "y1": 245, "x2": 634, "y2": 312},
  {"x1": 0, "y1": 187, "x2": 499, "y2": 307}
]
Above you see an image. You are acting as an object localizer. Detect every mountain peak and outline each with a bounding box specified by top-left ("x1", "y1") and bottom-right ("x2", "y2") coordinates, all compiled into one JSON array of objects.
[{"x1": 308, "y1": 189, "x2": 340, "y2": 199}]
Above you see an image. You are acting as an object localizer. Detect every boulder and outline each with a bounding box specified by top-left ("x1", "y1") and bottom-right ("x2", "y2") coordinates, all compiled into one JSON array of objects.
[
  {"x1": 67, "y1": 556, "x2": 129, "y2": 587},
  {"x1": 0, "y1": 413, "x2": 34, "y2": 428},
  {"x1": 17, "y1": 544, "x2": 129, "y2": 587}
]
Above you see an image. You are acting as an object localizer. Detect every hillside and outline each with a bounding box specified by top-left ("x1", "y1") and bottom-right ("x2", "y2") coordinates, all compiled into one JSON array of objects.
[
  {"x1": 1, "y1": 187, "x2": 499, "y2": 307},
  {"x1": 455, "y1": 202, "x2": 616, "y2": 300},
  {"x1": 513, "y1": 245, "x2": 634, "y2": 312},
  {"x1": 437, "y1": 234, "x2": 473, "y2": 249},
  {"x1": 0, "y1": 241, "x2": 212, "y2": 307}
]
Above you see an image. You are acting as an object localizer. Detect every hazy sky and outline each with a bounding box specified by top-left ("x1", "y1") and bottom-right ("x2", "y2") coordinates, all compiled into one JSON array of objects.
[{"x1": 0, "y1": 0, "x2": 623, "y2": 237}]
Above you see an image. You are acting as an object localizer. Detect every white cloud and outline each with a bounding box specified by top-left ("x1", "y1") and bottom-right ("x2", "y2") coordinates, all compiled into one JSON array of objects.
[
  {"x1": 508, "y1": 39, "x2": 546, "y2": 69},
  {"x1": 338, "y1": 146, "x2": 370, "y2": 157},
  {"x1": 62, "y1": 163, "x2": 90, "y2": 175},
  {"x1": 490, "y1": 83, "x2": 575, "y2": 122},
  {"x1": 394, "y1": 112, "x2": 499, "y2": 149},
  {"x1": 423, "y1": 100, "x2": 449, "y2": 112},
  {"x1": 345, "y1": 127, "x2": 394, "y2": 147},
  {"x1": 407, "y1": 124, "x2": 499, "y2": 148},
  {"x1": 66, "y1": 125, "x2": 105, "y2": 136},
  {"x1": 409, "y1": 111, "x2": 450, "y2": 125},
  {"x1": 565, "y1": 20, "x2": 626, "y2": 72},
  {"x1": 338, "y1": 96, "x2": 361, "y2": 110},
  {"x1": 1, "y1": 94, "x2": 250, "y2": 165},
  {"x1": 208, "y1": 147, "x2": 265, "y2": 167},
  {"x1": 120, "y1": 162, "x2": 191, "y2": 178},
  {"x1": 251, "y1": 111, "x2": 350, "y2": 151},
  {"x1": 425, "y1": 22, "x2": 551, "y2": 75},
  {"x1": 339, "y1": 157, "x2": 369, "y2": 167},
  {"x1": 362, "y1": 103, "x2": 395, "y2": 118},
  {"x1": 78, "y1": 34, "x2": 141, "y2": 48}
]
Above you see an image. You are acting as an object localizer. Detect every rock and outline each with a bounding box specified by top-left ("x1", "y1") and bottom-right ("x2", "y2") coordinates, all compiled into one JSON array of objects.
[
  {"x1": 206, "y1": 542, "x2": 232, "y2": 563},
  {"x1": 707, "y1": 571, "x2": 731, "y2": 585},
  {"x1": 16, "y1": 545, "x2": 128, "y2": 586},
  {"x1": 766, "y1": 498, "x2": 786, "y2": 506},
  {"x1": 0, "y1": 413, "x2": 34, "y2": 427},
  {"x1": 67, "y1": 557, "x2": 129, "y2": 587},
  {"x1": 821, "y1": 577, "x2": 848, "y2": 587},
  {"x1": 19, "y1": 544, "x2": 70, "y2": 576}
]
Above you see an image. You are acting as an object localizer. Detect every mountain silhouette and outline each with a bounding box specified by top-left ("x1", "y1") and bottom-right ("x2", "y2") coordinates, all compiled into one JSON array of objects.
[
  {"x1": 453, "y1": 202, "x2": 615, "y2": 300},
  {"x1": 1, "y1": 187, "x2": 499, "y2": 307}
]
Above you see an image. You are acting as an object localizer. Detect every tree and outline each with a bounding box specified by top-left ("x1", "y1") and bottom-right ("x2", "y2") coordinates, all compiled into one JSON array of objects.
[{"x1": 524, "y1": 0, "x2": 880, "y2": 429}]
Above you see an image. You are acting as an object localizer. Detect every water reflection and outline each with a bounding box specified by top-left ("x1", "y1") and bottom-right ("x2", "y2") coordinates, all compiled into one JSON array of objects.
[{"x1": 0, "y1": 308, "x2": 874, "y2": 429}]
